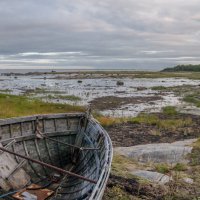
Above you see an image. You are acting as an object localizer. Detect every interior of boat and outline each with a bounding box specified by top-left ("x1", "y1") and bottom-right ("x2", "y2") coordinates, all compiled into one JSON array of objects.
[{"x1": 0, "y1": 113, "x2": 112, "y2": 200}]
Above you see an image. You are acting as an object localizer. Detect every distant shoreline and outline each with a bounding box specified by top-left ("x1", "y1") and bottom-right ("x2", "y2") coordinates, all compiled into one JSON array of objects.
[
  {"x1": 1, "y1": 69, "x2": 200, "y2": 80},
  {"x1": 0, "y1": 68, "x2": 158, "y2": 74}
]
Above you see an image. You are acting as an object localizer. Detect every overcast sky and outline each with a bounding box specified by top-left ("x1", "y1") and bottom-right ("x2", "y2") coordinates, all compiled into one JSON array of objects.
[{"x1": 0, "y1": 0, "x2": 200, "y2": 70}]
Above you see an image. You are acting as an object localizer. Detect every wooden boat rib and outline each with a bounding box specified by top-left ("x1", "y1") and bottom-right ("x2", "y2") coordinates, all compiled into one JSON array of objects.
[{"x1": 0, "y1": 113, "x2": 113, "y2": 200}]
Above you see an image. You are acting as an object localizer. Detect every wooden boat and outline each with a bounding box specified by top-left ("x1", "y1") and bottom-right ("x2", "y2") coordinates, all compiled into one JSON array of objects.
[{"x1": 0, "y1": 112, "x2": 113, "y2": 200}]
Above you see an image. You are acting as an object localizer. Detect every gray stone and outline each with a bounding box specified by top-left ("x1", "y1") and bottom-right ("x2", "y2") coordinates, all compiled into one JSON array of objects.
[
  {"x1": 114, "y1": 139, "x2": 197, "y2": 164},
  {"x1": 131, "y1": 170, "x2": 171, "y2": 184},
  {"x1": 182, "y1": 177, "x2": 194, "y2": 184}
]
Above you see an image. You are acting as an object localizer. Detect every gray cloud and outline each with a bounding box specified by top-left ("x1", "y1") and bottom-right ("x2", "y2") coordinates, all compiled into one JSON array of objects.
[{"x1": 0, "y1": 0, "x2": 200, "y2": 70}]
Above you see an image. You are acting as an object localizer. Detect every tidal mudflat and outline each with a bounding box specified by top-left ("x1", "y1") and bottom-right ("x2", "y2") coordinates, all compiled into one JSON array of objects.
[
  {"x1": 1, "y1": 71, "x2": 200, "y2": 199},
  {"x1": 0, "y1": 72, "x2": 200, "y2": 117}
]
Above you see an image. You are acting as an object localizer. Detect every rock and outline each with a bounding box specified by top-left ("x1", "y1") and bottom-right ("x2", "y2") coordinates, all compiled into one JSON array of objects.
[
  {"x1": 182, "y1": 177, "x2": 194, "y2": 184},
  {"x1": 114, "y1": 139, "x2": 197, "y2": 164},
  {"x1": 136, "y1": 87, "x2": 147, "y2": 91},
  {"x1": 131, "y1": 170, "x2": 171, "y2": 184},
  {"x1": 116, "y1": 81, "x2": 124, "y2": 86}
]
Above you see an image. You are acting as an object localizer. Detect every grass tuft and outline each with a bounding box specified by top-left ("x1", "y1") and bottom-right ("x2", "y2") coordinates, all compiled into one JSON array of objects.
[
  {"x1": 173, "y1": 163, "x2": 187, "y2": 171},
  {"x1": 155, "y1": 163, "x2": 170, "y2": 174},
  {"x1": 151, "y1": 86, "x2": 167, "y2": 90},
  {"x1": 111, "y1": 154, "x2": 138, "y2": 178},
  {"x1": 96, "y1": 116, "x2": 126, "y2": 127},
  {"x1": 183, "y1": 94, "x2": 200, "y2": 107},
  {"x1": 47, "y1": 94, "x2": 81, "y2": 101},
  {"x1": 128, "y1": 112, "x2": 192, "y2": 131},
  {"x1": 129, "y1": 114, "x2": 158, "y2": 125},
  {"x1": 0, "y1": 93, "x2": 84, "y2": 119},
  {"x1": 162, "y1": 106, "x2": 178, "y2": 115},
  {"x1": 103, "y1": 185, "x2": 134, "y2": 200},
  {"x1": 190, "y1": 138, "x2": 200, "y2": 165}
]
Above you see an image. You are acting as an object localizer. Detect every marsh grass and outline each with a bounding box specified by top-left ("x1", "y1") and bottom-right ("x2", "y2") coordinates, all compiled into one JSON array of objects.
[
  {"x1": 130, "y1": 114, "x2": 158, "y2": 125},
  {"x1": 184, "y1": 93, "x2": 200, "y2": 107},
  {"x1": 151, "y1": 86, "x2": 167, "y2": 90},
  {"x1": 103, "y1": 185, "x2": 134, "y2": 200},
  {"x1": 0, "y1": 93, "x2": 84, "y2": 119},
  {"x1": 96, "y1": 116, "x2": 127, "y2": 127},
  {"x1": 24, "y1": 88, "x2": 63, "y2": 96},
  {"x1": 132, "y1": 71, "x2": 200, "y2": 80},
  {"x1": 173, "y1": 163, "x2": 187, "y2": 171},
  {"x1": 47, "y1": 94, "x2": 81, "y2": 101},
  {"x1": 129, "y1": 113, "x2": 193, "y2": 131},
  {"x1": 162, "y1": 106, "x2": 178, "y2": 115},
  {"x1": 111, "y1": 154, "x2": 141, "y2": 179},
  {"x1": 190, "y1": 138, "x2": 200, "y2": 165},
  {"x1": 97, "y1": 108, "x2": 193, "y2": 130},
  {"x1": 155, "y1": 162, "x2": 187, "y2": 174},
  {"x1": 155, "y1": 163, "x2": 170, "y2": 174}
]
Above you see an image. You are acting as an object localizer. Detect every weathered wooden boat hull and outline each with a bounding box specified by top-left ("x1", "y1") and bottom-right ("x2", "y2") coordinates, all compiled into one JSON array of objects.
[{"x1": 0, "y1": 113, "x2": 113, "y2": 200}]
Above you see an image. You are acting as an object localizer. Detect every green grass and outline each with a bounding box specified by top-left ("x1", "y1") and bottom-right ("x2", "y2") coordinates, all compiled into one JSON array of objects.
[
  {"x1": 190, "y1": 138, "x2": 200, "y2": 166},
  {"x1": 183, "y1": 94, "x2": 200, "y2": 107},
  {"x1": 131, "y1": 71, "x2": 200, "y2": 80},
  {"x1": 157, "y1": 118, "x2": 192, "y2": 130},
  {"x1": 0, "y1": 93, "x2": 85, "y2": 119},
  {"x1": 47, "y1": 94, "x2": 81, "y2": 101},
  {"x1": 24, "y1": 88, "x2": 63, "y2": 96},
  {"x1": 130, "y1": 114, "x2": 158, "y2": 126},
  {"x1": 155, "y1": 163, "x2": 170, "y2": 174},
  {"x1": 96, "y1": 106, "x2": 193, "y2": 130},
  {"x1": 162, "y1": 106, "x2": 178, "y2": 115},
  {"x1": 173, "y1": 163, "x2": 187, "y2": 171},
  {"x1": 129, "y1": 113, "x2": 193, "y2": 131},
  {"x1": 151, "y1": 86, "x2": 167, "y2": 90},
  {"x1": 111, "y1": 154, "x2": 138, "y2": 178}
]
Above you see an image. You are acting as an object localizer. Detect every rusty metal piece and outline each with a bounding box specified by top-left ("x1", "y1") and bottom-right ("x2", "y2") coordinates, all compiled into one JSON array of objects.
[
  {"x1": 12, "y1": 184, "x2": 54, "y2": 200},
  {"x1": 0, "y1": 145, "x2": 97, "y2": 184}
]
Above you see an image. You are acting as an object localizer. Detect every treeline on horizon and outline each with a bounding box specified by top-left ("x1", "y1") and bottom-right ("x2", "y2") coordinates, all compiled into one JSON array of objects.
[{"x1": 162, "y1": 64, "x2": 200, "y2": 72}]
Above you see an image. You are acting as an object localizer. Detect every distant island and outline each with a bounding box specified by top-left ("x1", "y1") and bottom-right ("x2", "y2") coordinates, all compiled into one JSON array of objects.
[{"x1": 162, "y1": 64, "x2": 200, "y2": 72}]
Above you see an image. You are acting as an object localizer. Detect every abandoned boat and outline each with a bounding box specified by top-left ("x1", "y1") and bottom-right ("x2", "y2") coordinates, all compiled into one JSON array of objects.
[{"x1": 0, "y1": 112, "x2": 113, "y2": 200}]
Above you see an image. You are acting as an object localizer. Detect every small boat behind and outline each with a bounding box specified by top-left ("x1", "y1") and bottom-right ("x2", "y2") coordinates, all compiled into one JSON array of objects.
[{"x1": 0, "y1": 112, "x2": 113, "y2": 200}]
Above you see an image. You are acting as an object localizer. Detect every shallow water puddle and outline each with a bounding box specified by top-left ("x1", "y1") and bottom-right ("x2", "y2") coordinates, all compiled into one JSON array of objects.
[{"x1": 0, "y1": 74, "x2": 200, "y2": 117}]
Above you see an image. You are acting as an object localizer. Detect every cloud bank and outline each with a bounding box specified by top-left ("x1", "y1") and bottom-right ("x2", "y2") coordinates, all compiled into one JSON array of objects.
[{"x1": 0, "y1": 0, "x2": 200, "y2": 70}]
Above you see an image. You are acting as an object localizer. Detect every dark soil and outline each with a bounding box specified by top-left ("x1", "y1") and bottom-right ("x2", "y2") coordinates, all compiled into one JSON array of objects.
[
  {"x1": 89, "y1": 96, "x2": 163, "y2": 110},
  {"x1": 105, "y1": 113, "x2": 200, "y2": 147},
  {"x1": 103, "y1": 114, "x2": 200, "y2": 199},
  {"x1": 103, "y1": 174, "x2": 165, "y2": 200}
]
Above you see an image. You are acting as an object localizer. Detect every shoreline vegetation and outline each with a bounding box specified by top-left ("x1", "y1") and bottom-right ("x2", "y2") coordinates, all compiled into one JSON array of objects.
[
  {"x1": 95, "y1": 106, "x2": 193, "y2": 128},
  {"x1": 0, "y1": 93, "x2": 84, "y2": 119},
  {"x1": 1, "y1": 65, "x2": 200, "y2": 80},
  {"x1": 0, "y1": 69, "x2": 200, "y2": 199},
  {"x1": 162, "y1": 64, "x2": 200, "y2": 72}
]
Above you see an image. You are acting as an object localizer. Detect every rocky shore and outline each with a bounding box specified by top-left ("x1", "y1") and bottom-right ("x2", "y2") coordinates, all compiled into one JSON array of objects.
[{"x1": 103, "y1": 113, "x2": 200, "y2": 200}]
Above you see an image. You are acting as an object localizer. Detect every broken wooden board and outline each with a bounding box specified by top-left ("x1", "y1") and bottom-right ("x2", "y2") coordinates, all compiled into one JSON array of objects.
[
  {"x1": 0, "y1": 143, "x2": 30, "y2": 191},
  {"x1": 12, "y1": 184, "x2": 54, "y2": 200}
]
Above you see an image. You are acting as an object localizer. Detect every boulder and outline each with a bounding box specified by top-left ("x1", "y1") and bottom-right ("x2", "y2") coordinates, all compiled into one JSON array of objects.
[
  {"x1": 114, "y1": 139, "x2": 197, "y2": 164},
  {"x1": 131, "y1": 170, "x2": 171, "y2": 184}
]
